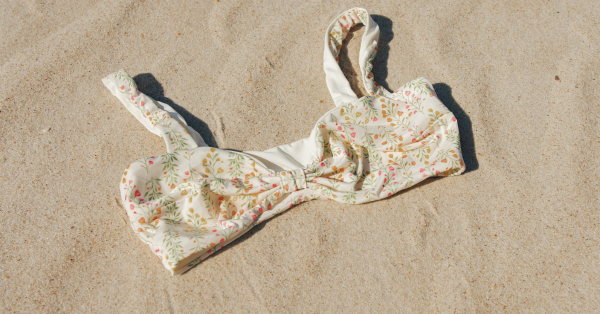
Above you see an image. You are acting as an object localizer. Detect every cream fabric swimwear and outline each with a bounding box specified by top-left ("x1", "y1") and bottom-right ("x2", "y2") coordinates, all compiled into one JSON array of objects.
[{"x1": 102, "y1": 8, "x2": 466, "y2": 275}]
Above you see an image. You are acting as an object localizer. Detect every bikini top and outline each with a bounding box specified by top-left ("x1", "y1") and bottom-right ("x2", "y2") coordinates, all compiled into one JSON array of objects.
[{"x1": 102, "y1": 7, "x2": 466, "y2": 275}]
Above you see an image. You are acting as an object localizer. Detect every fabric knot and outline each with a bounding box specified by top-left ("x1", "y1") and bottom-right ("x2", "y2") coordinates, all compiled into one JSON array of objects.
[{"x1": 277, "y1": 169, "x2": 307, "y2": 192}]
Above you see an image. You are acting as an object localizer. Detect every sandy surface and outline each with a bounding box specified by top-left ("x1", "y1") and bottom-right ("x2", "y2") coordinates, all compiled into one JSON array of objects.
[{"x1": 1, "y1": 0, "x2": 599, "y2": 312}]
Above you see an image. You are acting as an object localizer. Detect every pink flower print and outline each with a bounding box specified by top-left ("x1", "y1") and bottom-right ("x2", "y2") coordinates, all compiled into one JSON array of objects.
[
  {"x1": 131, "y1": 95, "x2": 134, "y2": 100},
  {"x1": 406, "y1": 105, "x2": 410, "y2": 109},
  {"x1": 341, "y1": 134, "x2": 345, "y2": 138},
  {"x1": 148, "y1": 161, "x2": 153, "y2": 164},
  {"x1": 129, "y1": 180, "x2": 133, "y2": 184},
  {"x1": 378, "y1": 171, "x2": 382, "y2": 175},
  {"x1": 120, "y1": 85, "x2": 125, "y2": 90},
  {"x1": 141, "y1": 101, "x2": 145, "y2": 106},
  {"x1": 220, "y1": 238, "x2": 224, "y2": 243},
  {"x1": 321, "y1": 162, "x2": 325, "y2": 167},
  {"x1": 135, "y1": 190, "x2": 141, "y2": 197},
  {"x1": 423, "y1": 174, "x2": 427, "y2": 177},
  {"x1": 452, "y1": 117, "x2": 457, "y2": 122},
  {"x1": 252, "y1": 214, "x2": 257, "y2": 220},
  {"x1": 130, "y1": 204, "x2": 134, "y2": 210},
  {"x1": 384, "y1": 178, "x2": 387, "y2": 183},
  {"x1": 420, "y1": 168, "x2": 425, "y2": 173},
  {"x1": 351, "y1": 132, "x2": 356, "y2": 138},
  {"x1": 373, "y1": 118, "x2": 378, "y2": 121},
  {"x1": 405, "y1": 91, "x2": 410, "y2": 96},
  {"x1": 338, "y1": 126, "x2": 342, "y2": 131},
  {"x1": 436, "y1": 170, "x2": 440, "y2": 174},
  {"x1": 389, "y1": 166, "x2": 394, "y2": 171},
  {"x1": 185, "y1": 171, "x2": 189, "y2": 175}
]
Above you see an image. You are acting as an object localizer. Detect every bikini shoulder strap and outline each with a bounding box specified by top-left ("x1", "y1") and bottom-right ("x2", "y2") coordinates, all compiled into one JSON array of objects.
[
  {"x1": 323, "y1": 8, "x2": 385, "y2": 107},
  {"x1": 102, "y1": 69, "x2": 205, "y2": 152}
]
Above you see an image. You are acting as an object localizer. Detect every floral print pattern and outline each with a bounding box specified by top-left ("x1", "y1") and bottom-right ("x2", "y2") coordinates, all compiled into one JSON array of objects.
[
  {"x1": 328, "y1": 8, "x2": 382, "y2": 96},
  {"x1": 102, "y1": 8, "x2": 465, "y2": 275}
]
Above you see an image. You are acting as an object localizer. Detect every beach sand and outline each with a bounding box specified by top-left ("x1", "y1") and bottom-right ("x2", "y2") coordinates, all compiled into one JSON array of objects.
[{"x1": 1, "y1": 0, "x2": 599, "y2": 312}]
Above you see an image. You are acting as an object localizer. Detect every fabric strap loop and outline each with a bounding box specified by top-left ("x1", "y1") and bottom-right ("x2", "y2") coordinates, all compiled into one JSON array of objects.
[{"x1": 323, "y1": 8, "x2": 385, "y2": 107}]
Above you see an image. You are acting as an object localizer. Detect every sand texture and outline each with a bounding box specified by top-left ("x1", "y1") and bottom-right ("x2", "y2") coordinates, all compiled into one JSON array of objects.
[{"x1": 1, "y1": 0, "x2": 600, "y2": 312}]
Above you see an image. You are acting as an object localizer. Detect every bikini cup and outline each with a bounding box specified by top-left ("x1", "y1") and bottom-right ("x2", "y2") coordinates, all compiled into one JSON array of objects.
[{"x1": 102, "y1": 7, "x2": 466, "y2": 275}]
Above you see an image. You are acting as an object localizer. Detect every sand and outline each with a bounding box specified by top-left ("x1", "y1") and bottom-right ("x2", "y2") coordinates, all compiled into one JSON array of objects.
[{"x1": 1, "y1": 0, "x2": 599, "y2": 312}]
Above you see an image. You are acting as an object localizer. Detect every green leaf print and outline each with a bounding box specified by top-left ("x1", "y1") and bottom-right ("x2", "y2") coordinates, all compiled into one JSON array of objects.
[
  {"x1": 165, "y1": 128, "x2": 189, "y2": 151},
  {"x1": 161, "y1": 152, "x2": 180, "y2": 186},
  {"x1": 377, "y1": 125, "x2": 402, "y2": 150},
  {"x1": 435, "y1": 148, "x2": 462, "y2": 171},
  {"x1": 342, "y1": 190, "x2": 357, "y2": 204},
  {"x1": 183, "y1": 207, "x2": 209, "y2": 253},
  {"x1": 446, "y1": 129, "x2": 461, "y2": 147},
  {"x1": 203, "y1": 149, "x2": 224, "y2": 178},
  {"x1": 403, "y1": 78, "x2": 433, "y2": 96},
  {"x1": 368, "y1": 149, "x2": 385, "y2": 172},
  {"x1": 361, "y1": 97, "x2": 379, "y2": 120},
  {"x1": 227, "y1": 153, "x2": 245, "y2": 178},
  {"x1": 163, "y1": 229, "x2": 184, "y2": 263},
  {"x1": 148, "y1": 111, "x2": 170, "y2": 127},
  {"x1": 164, "y1": 201, "x2": 182, "y2": 226},
  {"x1": 209, "y1": 177, "x2": 227, "y2": 194},
  {"x1": 397, "y1": 158, "x2": 416, "y2": 188},
  {"x1": 383, "y1": 104, "x2": 410, "y2": 131},
  {"x1": 364, "y1": 49, "x2": 376, "y2": 74},
  {"x1": 115, "y1": 70, "x2": 137, "y2": 89},
  {"x1": 144, "y1": 177, "x2": 163, "y2": 201},
  {"x1": 356, "y1": 9, "x2": 368, "y2": 23}
]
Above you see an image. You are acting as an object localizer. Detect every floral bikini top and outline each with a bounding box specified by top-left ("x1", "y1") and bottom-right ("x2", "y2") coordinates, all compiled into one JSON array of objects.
[{"x1": 102, "y1": 8, "x2": 466, "y2": 275}]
